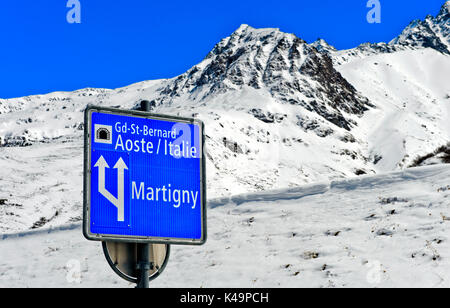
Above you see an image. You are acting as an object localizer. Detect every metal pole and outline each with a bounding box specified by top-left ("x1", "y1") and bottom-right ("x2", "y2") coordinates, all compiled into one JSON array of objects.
[
  {"x1": 137, "y1": 244, "x2": 150, "y2": 288},
  {"x1": 136, "y1": 100, "x2": 151, "y2": 289},
  {"x1": 140, "y1": 100, "x2": 151, "y2": 112}
]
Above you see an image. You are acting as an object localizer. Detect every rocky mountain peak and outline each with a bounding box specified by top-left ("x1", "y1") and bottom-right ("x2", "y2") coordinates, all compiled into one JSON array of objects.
[
  {"x1": 390, "y1": 1, "x2": 449, "y2": 54},
  {"x1": 154, "y1": 25, "x2": 371, "y2": 132},
  {"x1": 311, "y1": 38, "x2": 337, "y2": 56},
  {"x1": 311, "y1": 38, "x2": 337, "y2": 55}
]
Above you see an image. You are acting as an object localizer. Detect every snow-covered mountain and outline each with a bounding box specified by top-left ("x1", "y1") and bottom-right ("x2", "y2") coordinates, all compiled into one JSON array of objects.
[{"x1": 0, "y1": 2, "x2": 449, "y2": 233}]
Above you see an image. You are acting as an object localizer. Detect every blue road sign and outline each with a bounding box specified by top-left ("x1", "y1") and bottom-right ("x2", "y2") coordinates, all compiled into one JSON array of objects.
[{"x1": 83, "y1": 105, "x2": 206, "y2": 245}]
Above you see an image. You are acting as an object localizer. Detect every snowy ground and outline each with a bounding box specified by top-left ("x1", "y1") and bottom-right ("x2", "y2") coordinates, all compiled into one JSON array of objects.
[
  {"x1": 0, "y1": 139, "x2": 84, "y2": 233},
  {"x1": 1, "y1": 164, "x2": 449, "y2": 288}
]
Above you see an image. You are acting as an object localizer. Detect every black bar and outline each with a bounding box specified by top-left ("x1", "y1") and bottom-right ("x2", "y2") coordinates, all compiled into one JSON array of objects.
[
  {"x1": 136, "y1": 243, "x2": 150, "y2": 289},
  {"x1": 140, "y1": 100, "x2": 151, "y2": 112}
]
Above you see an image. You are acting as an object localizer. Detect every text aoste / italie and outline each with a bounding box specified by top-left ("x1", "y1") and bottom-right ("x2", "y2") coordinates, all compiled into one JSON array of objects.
[
  {"x1": 114, "y1": 121, "x2": 198, "y2": 159},
  {"x1": 113, "y1": 120, "x2": 200, "y2": 211}
]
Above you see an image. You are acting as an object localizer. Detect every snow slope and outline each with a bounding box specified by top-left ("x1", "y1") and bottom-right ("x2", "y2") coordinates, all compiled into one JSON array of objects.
[
  {"x1": 337, "y1": 48, "x2": 450, "y2": 172},
  {"x1": 1, "y1": 165, "x2": 450, "y2": 288}
]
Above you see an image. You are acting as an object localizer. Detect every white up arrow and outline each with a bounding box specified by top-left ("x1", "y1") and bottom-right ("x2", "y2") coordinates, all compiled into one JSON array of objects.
[{"x1": 94, "y1": 155, "x2": 128, "y2": 222}]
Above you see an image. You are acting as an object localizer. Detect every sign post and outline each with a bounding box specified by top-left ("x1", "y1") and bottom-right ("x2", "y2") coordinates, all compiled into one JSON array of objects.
[
  {"x1": 137, "y1": 242, "x2": 150, "y2": 288},
  {"x1": 83, "y1": 101, "x2": 207, "y2": 287},
  {"x1": 137, "y1": 101, "x2": 153, "y2": 289}
]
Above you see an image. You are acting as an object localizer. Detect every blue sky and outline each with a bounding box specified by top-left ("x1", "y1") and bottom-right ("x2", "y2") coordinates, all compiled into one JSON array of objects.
[{"x1": 0, "y1": 0, "x2": 446, "y2": 99}]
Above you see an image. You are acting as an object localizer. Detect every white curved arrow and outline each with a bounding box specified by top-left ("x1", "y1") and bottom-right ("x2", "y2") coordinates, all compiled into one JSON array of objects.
[{"x1": 94, "y1": 156, "x2": 128, "y2": 222}]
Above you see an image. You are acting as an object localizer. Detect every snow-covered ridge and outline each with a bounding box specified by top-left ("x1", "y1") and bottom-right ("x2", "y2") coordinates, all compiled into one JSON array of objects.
[
  {"x1": 317, "y1": 1, "x2": 450, "y2": 65},
  {"x1": 391, "y1": 1, "x2": 449, "y2": 54}
]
